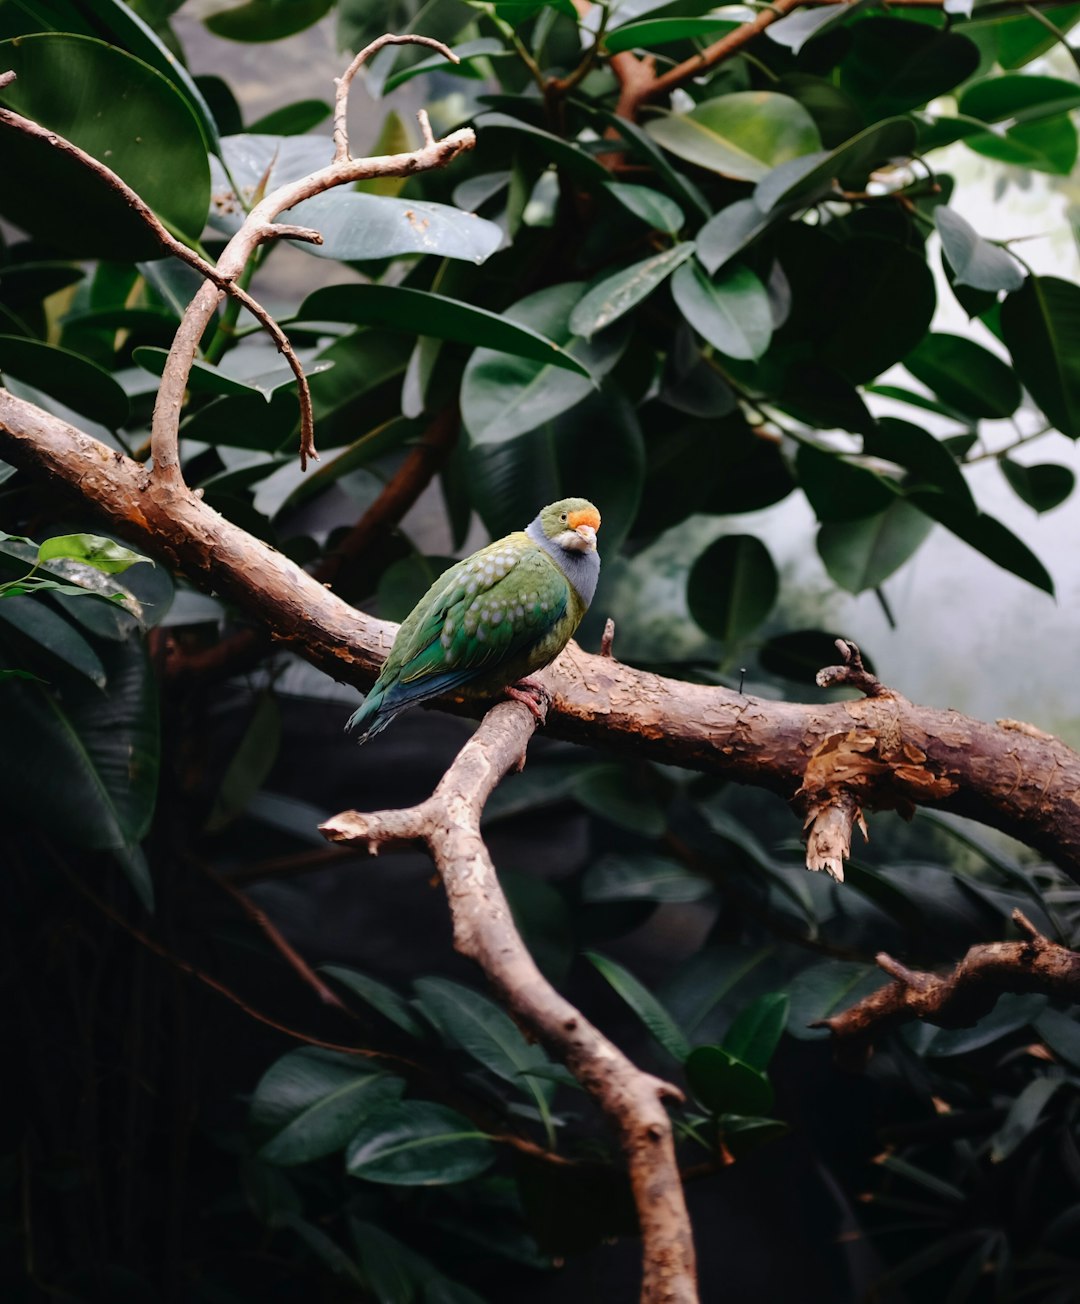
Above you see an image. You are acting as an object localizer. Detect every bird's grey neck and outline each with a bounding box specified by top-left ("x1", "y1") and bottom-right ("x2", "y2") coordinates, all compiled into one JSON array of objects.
[{"x1": 527, "y1": 519, "x2": 600, "y2": 606}]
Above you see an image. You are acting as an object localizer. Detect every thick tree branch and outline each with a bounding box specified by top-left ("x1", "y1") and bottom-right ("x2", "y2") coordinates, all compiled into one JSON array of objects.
[
  {"x1": 3, "y1": 387, "x2": 1080, "y2": 878},
  {"x1": 321, "y1": 696, "x2": 698, "y2": 1304},
  {"x1": 815, "y1": 908, "x2": 1080, "y2": 1061}
]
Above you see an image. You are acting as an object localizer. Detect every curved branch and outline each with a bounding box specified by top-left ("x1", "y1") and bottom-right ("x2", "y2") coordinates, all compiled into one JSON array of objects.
[
  {"x1": 815, "y1": 909, "x2": 1080, "y2": 1063},
  {"x1": 3, "y1": 387, "x2": 1080, "y2": 878},
  {"x1": 321, "y1": 697, "x2": 698, "y2": 1304}
]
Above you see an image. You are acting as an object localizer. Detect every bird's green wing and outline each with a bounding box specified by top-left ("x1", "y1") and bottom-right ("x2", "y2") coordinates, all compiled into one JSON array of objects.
[{"x1": 375, "y1": 534, "x2": 569, "y2": 713}]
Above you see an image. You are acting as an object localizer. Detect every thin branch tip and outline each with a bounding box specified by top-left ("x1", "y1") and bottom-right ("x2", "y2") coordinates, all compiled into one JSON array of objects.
[{"x1": 0, "y1": 69, "x2": 15, "y2": 89}]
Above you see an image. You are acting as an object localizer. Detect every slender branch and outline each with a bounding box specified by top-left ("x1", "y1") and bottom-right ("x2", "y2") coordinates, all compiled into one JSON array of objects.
[
  {"x1": 4, "y1": 388, "x2": 1080, "y2": 879},
  {"x1": 322, "y1": 697, "x2": 698, "y2": 1304},
  {"x1": 0, "y1": 80, "x2": 317, "y2": 470},
  {"x1": 815, "y1": 908, "x2": 1080, "y2": 1060},
  {"x1": 333, "y1": 34, "x2": 459, "y2": 163}
]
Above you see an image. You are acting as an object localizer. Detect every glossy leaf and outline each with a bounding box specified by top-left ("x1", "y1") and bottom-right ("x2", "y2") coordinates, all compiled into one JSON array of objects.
[
  {"x1": 413, "y1": 978, "x2": 556, "y2": 1114},
  {"x1": 687, "y1": 535, "x2": 778, "y2": 643},
  {"x1": 0, "y1": 598, "x2": 107, "y2": 688},
  {"x1": 722, "y1": 993, "x2": 790, "y2": 1071},
  {"x1": 818, "y1": 500, "x2": 934, "y2": 593},
  {"x1": 248, "y1": 99, "x2": 332, "y2": 135},
  {"x1": 255, "y1": 1061, "x2": 404, "y2": 1167},
  {"x1": 0, "y1": 634, "x2": 159, "y2": 852},
  {"x1": 205, "y1": 0, "x2": 334, "y2": 41},
  {"x1": 1000, "y1": 459, "x2": 1075, "y2": 513},
  {"x1": 285, "y1": 192, "x2": 504, "y2": 265},
  {"x1": 0, "y1": 34, "x2": 211, "y2": 257},
  {"x1": 586, "y1": 952, "x2": 692, "y2": 1061},
  {"x1": 904, "y1": 333, "x2": 1021, "y2": 419},
  {"x1": 582, "y1": 852, "x2": 712, "y2": 904},
  {"x1": 574, "y1": 764, "x2": 667, "y2": 837},
  {"x1": 462, "y1": 283, "x2": 625, "y2": 445},
  {"x1": 1001, "y1": 277, "x2": 1080, "y2": 439},
  {"x1": 671, "y1": 260, "x2": 772, "y2": 362},
  {"x1": 760, "y1": 629, "x2": 876, "y2": 686},
  {"x1": 753, "y1": 117, "x2": 916, "y2": 212},
  {"x1": 935, "y1": 208, "x2": 1024, "y2": 293},
  {"x1": 346, "y1": 1102, "x2": 494, "y2": 1186},
  {"x1": 990, "y1": 1076, "x2": 1061, "y2": 1162},
  {"x1": 569, "y1": 244, "x2": 694, "y2": 340},
  {"x1": 297, "y1": 284, "x2": 589, "y2": 376},
  {"x1": 840, "y1": 19, "x2": 981, "y2": 116},
  {"x1": 766, "y1": 3, "x2": 854, "y2": 53},
  {"x1": 696, "y1": 199, "x2": 777, "y2": 275},
  {"x1": 604, "y1": 182, "x2": 685, "y2": 236},
  {"x1": 0, "y1": 336, "x2": 128, "y2": 429},
  {"x1": 38, "y1": 535, "x2": 151, "y2": 576},
  {"x1": 604, "y1": 16, "x2": 738, "y2": 52},
  {"x1": 685, "y1": 1045, "x2": 774, "y2": 1116},
  {"x1": 602, "y1": 113, "x2": 712, "y2": 219},
  {"x1": 472, "y1": 113, "x2": 609, "y2": 182},
  {"x1": 645, "y1": 92, "x2": 821, "y2": 182},
  {"x1": 321, "y1": 967, "x2": 427, "y2": 1038},
  {"x1": 383, "y1": 38, "x2": 510, "y2": 93}
]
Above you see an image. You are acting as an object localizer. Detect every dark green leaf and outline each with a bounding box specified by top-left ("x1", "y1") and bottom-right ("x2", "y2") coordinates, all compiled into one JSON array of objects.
[
  {"x1": 602, "y1": 113, "x2": 712, "y2": 219},
  {"x1": 687, "y1": 534, "x2": 778, "y2": 643},
  {"x1": 251, "y1": 1049, "x2": 404, "y2": 1167},
  {"x1": 864, "y1": 417, "x2": 975, "y2": 506},
  {"x1": 1000, "y1": 459, "x2": 1075, "y2": 512},
  {"x1": 0, "y1": 634, "x2": 158, "y2": 849},
  {"x1": 297, "y1": 284, "x2": 589, "y2": 376},
  {"x1": 904, "y1": 333, "x2": 1021, "y2": 419},
  {"x1": 570, "y1": 244, "x2": 694, "y2": 340},
  {"x1": 696, "y1": 199, "x2": 777, "y2": 276},
  {"x1": 766, "y1": 2, "x2": 855, "y2": 52},
  {"x1": 990, "y1": 1076, "x2": 1061, "y2": 1162},
  {"x1": 671, "y1": 260, "x2": 772, "y2": 362},
  {"x1": 346, "y1": 1102, "x2": 494, "y2": 1185},
  {"x1": 1001, "y1": 276, "x2": 1080, "y2": 438},
  {"x1": 935, "y1": 208, "x2": 1024, "y2": 293},
  {"x1": 786, "y1": 960, "x2": 882, "y2": 1039},
  {"x1": 462, "y1": 283, "x2": 625, "y2": 445},
  {"x1": 722, "y1": 992, "x2": 789, "y2": 1071},
  {"x1": 472, "y1": 113, "x2": 609, "y2": 182},
  {"x1": 759, "y1": 629, "x2": 875, "y2": 685},
  {"x1": 587, "y1": 952, "x2": 691, "y2": 1061},
  {"x1": 0, "y1": 34, "x2": 211, "y2": 257},
  {"x1": 840, "y1": 19, "x2": 981, "y2": 116},
  {"x1": 247, "y1": 99, "x2": 331, "y2": 135},
  {"x1": 285, "y1": 193, "x2": 503, "y2": 265},
  {"x1": 574, "y1": 764, "x2": 666, "y2": 837},
  {"x1": 754, "y1": 117, "x2": 916, "y2": 212},
  {"x1": 685, "y1": 1045, "x2": 774, "y2": 1115},
  {"x1": 818, "y1": 500, "x2": 933, "y2": 593},
  {"x1": 205, "y1": 0, "x2": 334, "y2": 41},
  {"x1": 603, "y1": 182, "x2": 685, "y2": 236},
  {"x1": 0, "y1": 597, "x2": 106, "y2": 687},
  {"x1": 924, "y1": 992, "x2": 1047, "y2": 1056},
  {"x1": 0, "y1": 336, "x2": 128, "y2": 428},
  {"x1": 321, "y1": 967, "x2": 427, "y2": 1038},
  {"x1": 919, "y1": 502, "x2": 1054, "y2": 593},
  {"x1": 1035, "y1": 1007, "x2": 1080, "y2": 1069},
  {"x1": 582, "y1": 852, "x2": 711, "y2": 904},
  {"x1": 605, "y1": 16, "x2": 739, "y2": 51},
  {"x1": 645, "y1": 91, "x2": 821, "y2": 181}
]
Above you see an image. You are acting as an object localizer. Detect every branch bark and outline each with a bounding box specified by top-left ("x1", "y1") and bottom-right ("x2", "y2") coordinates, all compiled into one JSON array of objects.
[
  {"x1": 3, "y1": 387, "x2": 1080, "y2": 878},
  {"x1": 321, "y1": 695, "x2": 698, "y2": 1304},
  {"x1": 816, "y1": 908, "x2": 1080, "y2": 1064}
]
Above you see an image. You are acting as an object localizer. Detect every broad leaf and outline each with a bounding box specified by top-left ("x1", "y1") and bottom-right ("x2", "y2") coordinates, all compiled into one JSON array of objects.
[
  {"x1": 696, "y1": 199, "x2": 778, "y2": 275},
  {"x1": 604, "y1": 182, "x2": 685, "y2": 235},
  {"x1": 604, "y1": 17, "x2": 738, "y2": 53},
  {"x1": 1001, "y1": 277, "x2": 1080, "y2": 439},
  {"x1": 38, "y1": 535, "x2": 151, "y2": 576},
  {"x1": 840, "y1": 19, "x2": 981, "y2": 116},
  {"x1": 582, "y1": 852, "x2": 712, "y2": 904},
  {"x1": 671, "y1": 260, "x2": 772, "y2": 362},
  {"x1": 685, "y1": 1045, "x2": 774, "y2": 1115},
  {"x1": 321, "y1": 967, "x2": 427, "y2": 1038},
  {"x1": 818, "y1": 500, "x2": 934, "y2": 593},
  {"x1": 1000, "y1": 460, "x2": 1075, "y2": 512},
  {"x1": 0, "y1": 34, "x2": 210, "y2": 257},
  {"x1": 754, "y1": 118, "x2": 916, "y2": 212},
  {"x1": 0, "y1": 336, "x2": 128, "y2": 429},
  {"x1": 935, "y1": 208, "x2": 1024, "y2": 293},
  {"x1": 569, "y1": 244, "x2": 693, "y2": 339},
  {"x1": 722, "y1": 993, "x2": 790, "y2": 1071},
  {"x1": 687, "y1": 535, "x2": 778, "y2": 643},
  {"x1": 587, "y1": 952, "x2": 691, "y2": 1061},
  {"x1": 346, "y1": 1102, "x2": 494, "y2": 1185},
  {"x1": 296, "y1": 285, "x2": 589, "y2": 376},
  {"x1": 904, "y1": 333, "x2": 1021, "y2": 419},
  {"x1": 645, "y1": 91, "x2": 821, "y2": 182}
]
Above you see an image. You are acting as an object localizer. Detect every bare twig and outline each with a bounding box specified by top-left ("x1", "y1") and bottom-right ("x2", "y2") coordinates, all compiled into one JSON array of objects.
[
  {"x1": 816, "y1": 639, "x2": 890, "y2": 698},
  {"x1": 815, "y1": 908, "x2": 1080, "y2": 1061},
  {"x1": 321, "y1": 696, "x2": 698, "y2": 1304},
  {"x1": 333, "y1": 34, "x2": 459, "y2": 163},
  {"x1": 600, "y1": 617, "x2": 616, "y2": 659}
]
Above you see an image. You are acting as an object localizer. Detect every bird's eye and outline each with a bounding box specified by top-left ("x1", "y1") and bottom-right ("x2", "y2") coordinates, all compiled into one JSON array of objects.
[{"x1": 560, "y1": 513, "x2": 567, "y2": 522}]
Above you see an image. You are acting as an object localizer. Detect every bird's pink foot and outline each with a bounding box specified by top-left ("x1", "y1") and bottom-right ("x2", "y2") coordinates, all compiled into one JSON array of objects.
[{"x1": 506, "y1": 676, "x2": 551, "y2": 724}]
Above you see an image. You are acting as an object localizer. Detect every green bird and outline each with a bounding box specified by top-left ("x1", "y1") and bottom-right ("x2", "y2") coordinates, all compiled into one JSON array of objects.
[{"x1": 346, "y1": 497, "x2": 601, "y2": 742}]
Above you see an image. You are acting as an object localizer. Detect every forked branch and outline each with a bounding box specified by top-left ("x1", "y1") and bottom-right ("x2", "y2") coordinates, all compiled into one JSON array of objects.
[
  {"x1": 321, "y1": 694, "x2": 698, "y2": 1304},
  {"x1": 816, "y1": 909, "x2": 1080, "y2": 1063}
]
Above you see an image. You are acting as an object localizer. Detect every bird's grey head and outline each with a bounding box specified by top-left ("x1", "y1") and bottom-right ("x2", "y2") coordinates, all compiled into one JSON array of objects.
[{"x1": 526, "y1": 497, "x2": 601, "y2": 605}]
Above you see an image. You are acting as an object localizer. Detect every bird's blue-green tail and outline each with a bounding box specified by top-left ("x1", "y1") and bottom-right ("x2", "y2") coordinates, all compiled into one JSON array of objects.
[{"x1": 344, "y1": 687, "x2": 396, "y2": 743}]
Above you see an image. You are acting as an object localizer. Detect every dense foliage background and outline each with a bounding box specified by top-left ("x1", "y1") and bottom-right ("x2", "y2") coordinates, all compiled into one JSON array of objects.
[{"x1": 3, "y1": 0, "x2": 1080, "y2": 1300}]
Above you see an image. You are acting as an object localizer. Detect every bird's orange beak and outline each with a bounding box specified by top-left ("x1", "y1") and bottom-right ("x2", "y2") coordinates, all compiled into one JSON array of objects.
[{"x1": 568, "y1": 507, "x2": 600, "y2": 548}]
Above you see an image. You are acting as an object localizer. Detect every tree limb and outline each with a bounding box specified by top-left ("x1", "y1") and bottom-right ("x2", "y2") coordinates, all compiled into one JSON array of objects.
[
  {"x1": 321, "y1": 695, "x2": 698, "y2": 1304},
  {"x1": 3, "y1": 387, "x2": 1080, "y2": 879},
  {"x1": 815, "y1": 908, "x2": 1080, "y2": 1064}
]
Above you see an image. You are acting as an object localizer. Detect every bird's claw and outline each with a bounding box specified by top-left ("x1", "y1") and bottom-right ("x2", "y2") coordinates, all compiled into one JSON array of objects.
[{"x1": 506, "y1": 677, "x2": 551, "y2": 725}]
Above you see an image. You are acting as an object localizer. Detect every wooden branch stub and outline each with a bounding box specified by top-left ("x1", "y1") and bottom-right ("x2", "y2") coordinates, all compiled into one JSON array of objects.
[
  {"x1": 803, "y1": 790, "x2": 867, "y2": 882},
  {"x1": 322, "y1": 698, "x2": 699, "y2": 1304},
  {"x1": 815, "y1": 909, "x2": 1080, "y2": 1055},
  {"x1": 815, "y1": 639, "x2": 890, "y2": 697}
]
